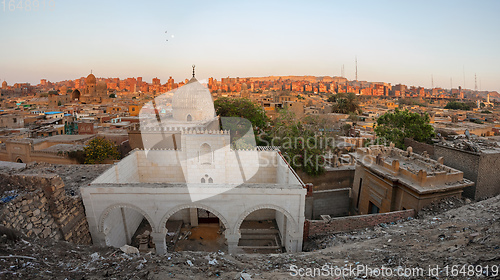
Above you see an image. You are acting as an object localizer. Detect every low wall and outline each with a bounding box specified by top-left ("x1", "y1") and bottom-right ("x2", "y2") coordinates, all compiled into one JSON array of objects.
[
  {"x1": 404, "y1": 138, "x2": 434, "y2": 158},
  {"x1": 305, "y1": 209, "x2": 415, "y2": 238},
  {"x1": 0, "y1": 173, "x2": 92, "y2": 244},
  {"x1": 297, "y1": 167, "x2": 355, "y2": 191}
]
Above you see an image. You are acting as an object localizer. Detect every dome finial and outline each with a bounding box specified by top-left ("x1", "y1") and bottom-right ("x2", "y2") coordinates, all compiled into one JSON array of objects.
[{"x1": 192, "y1": 64, "x2": 195, "y2": 78}]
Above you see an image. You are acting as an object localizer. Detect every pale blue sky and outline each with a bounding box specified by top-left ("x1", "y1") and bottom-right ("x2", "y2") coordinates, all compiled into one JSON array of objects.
[{"x1": 1, "y1": 0, "x2": 499, "y2": 91}]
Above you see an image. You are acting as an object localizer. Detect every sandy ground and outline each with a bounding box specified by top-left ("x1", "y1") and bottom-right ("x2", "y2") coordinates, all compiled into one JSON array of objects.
[
  {"x1": 1, "y1": 163, "x2": 498, "y2": 279},
  {"x1": 0, "y1": 194, "x2": 498, "y2": 279}
]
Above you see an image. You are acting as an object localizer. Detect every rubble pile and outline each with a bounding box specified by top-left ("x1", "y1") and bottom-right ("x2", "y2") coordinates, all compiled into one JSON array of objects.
[
  {"x1": 0, "y1": 194, "x2": 498, "y2": 279},
  {"x1": 440, "y1": 136, "x2": 500, "y2": 152},
  {"x1": 16, "y1": 162, "x2": 111, "y2": 196}
]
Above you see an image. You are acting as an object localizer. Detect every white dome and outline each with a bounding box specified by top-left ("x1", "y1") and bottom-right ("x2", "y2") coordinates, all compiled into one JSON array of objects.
[{"x1": 172, "y1": 77, "x2": 215, "y2": 122}]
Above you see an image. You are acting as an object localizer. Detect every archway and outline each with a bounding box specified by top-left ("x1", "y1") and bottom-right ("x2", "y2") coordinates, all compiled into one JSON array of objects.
[
  {"x1": 162, "y1": 206, "x2": 227, "y2": 252},
  {"x1": 100, "y1": 205, "x2": 155, "y2": 252},
  {"x1": 71, "y1": 89, "x2": 80, "y2": 101},
  {"x1": 186, "y1": 114, "x2": 192, "y2": 121},
  {"x1": 16, "y1": 158, "x2": 23, "y2": 163},
  {"x1": 236, "y1": 206, "x2": 296, "y2": 253}
]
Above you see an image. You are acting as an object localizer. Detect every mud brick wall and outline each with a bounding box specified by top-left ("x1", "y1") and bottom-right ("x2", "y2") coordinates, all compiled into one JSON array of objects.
[
  {"x1": 0, "y1": 173, "x2": 92, "y2": 244},
  {"x1": 305, "y1": 209, "x2": 415, "y2": 238}
]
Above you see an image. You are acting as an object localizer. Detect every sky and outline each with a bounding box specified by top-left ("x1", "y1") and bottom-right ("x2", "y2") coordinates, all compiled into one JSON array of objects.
[{"x1": 1, "y1": 0, "x2": 499, "y2": 91}]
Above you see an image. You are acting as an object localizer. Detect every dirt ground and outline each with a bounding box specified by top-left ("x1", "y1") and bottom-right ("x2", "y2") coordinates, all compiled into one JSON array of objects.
[
  {"x1": 1, "y1": 163, "x2": 498, "y2": 279},
  {"x1": 0, "y1": 194, "x2": 498, "y2": 279}
]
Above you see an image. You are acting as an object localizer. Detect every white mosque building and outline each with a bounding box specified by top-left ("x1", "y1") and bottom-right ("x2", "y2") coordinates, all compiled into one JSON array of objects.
[{"x1": 81, "y1": 72, "x2": 307, "y2": 254}]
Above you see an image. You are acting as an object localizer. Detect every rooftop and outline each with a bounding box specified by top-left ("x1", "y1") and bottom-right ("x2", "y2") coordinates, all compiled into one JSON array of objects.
[
  {"x1": 354, "y1": 145, "x2": 473, "y2": 194},
  {"x1": 437, "y1": 136, "x2": 500, "y2": 154}
]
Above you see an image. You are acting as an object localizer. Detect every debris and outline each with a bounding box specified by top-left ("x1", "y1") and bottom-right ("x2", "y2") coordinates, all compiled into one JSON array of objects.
[
  {"x1": 186, "y1": 260, "x2": 194, "y2": 266},
  {"x1": 120, "y1": 245, "x2": 139, "y2": 254},
  {"x1": 0, "y1": 255, "x2": 36, "y2": 260},
  {"x1": 90, "y1": 252, "x2": 101, "y2": 261},
  {"x1": 235, "y1": 271, "x2": 252, "y2": 280}
]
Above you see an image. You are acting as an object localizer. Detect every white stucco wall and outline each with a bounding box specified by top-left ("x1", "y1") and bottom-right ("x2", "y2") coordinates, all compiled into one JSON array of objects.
[{"x1": 81, "y1": 184, "x2": 306, "y2": 254}]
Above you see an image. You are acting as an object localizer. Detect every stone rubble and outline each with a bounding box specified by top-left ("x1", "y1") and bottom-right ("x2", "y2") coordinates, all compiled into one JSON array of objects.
[{"x1": 0, "y1": 194, "x2": 498, "y2": 279}]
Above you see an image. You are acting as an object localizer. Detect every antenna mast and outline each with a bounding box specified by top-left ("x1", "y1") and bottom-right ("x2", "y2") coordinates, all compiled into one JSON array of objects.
[
  {"x1": 355, "y1": 56, "x2": 358, "y2": 81},
  {"x1": 474, "y1": 73, "x2": 477, "y2": 91}
]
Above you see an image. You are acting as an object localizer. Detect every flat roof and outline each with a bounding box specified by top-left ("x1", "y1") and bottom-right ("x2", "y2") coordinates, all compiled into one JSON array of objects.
[{"x1": 86, "y1": 182, "x2": 304, "y2": 190}]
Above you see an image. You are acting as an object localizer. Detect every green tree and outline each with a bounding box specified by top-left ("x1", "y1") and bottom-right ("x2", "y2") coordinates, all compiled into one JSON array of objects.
[
  {"x1": 444, "y1": 101, "x2": 474, "y2": 110},
  {"x1": 329, "y1": 92, "x2": 362, "y2": 114},
  {"x1": 270, "y1": 110, "x2": 333, "y2": 176},
  {"x1": 214, "y1": 97, "x2": 270, "y2": 147},
  {"x1": 374, "y1": 109, "x2": 435, "y2": 149},
  {"x1": 84, "y1": 137, "x2": 120, "y2": 164},
  {"x1": 214, "y1": 97, "x2": 269, "y2": 129}
]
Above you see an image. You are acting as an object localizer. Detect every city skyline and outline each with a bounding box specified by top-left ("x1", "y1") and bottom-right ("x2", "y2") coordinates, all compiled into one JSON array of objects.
[{"x1": 1, "y1": 0, "x2": 500, "y2": 91}]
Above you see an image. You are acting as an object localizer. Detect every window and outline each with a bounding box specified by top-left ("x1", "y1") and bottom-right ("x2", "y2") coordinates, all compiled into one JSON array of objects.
[
  {"x1": 199, "y1": 143, "x2": 212, "y2": 164},
  {"x1": 186, "y1": 114, "x2": 192, "y2": 121},
  {"x1": 201, "y1": 174, "x2": 213, "y2": 184}
]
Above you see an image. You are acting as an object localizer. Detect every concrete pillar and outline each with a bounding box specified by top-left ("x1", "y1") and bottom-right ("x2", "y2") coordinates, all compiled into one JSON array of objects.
[
  {"x1": 151, "y1": 232, "x2": 166, "y2": 255},
  {"x1": 225, "y1": 232, "x2": 241, "y2": 254},
  {"x1": 189, "y1": 208, "x2": 198, "y2": 227},
  {"x1": 90, "y1": 230, "x2": 107, "y2": 247},
  {"x1": 286, "y1": 232, "x2": 303, "y2": 253}
]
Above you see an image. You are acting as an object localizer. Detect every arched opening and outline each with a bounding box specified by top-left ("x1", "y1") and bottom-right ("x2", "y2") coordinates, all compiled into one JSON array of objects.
[
  {"x1": 165, "y1": 207, "x2": 227, "y2": 252},
  {"x1": 102, "y1": 206, "x2": 155, "y2": 253},
  {"x1": 199, "y1": 143, "x2": 212, "y2": 164},
  {"x1": 237, "y1": 208, "x2": 289, "y2": 253},
  {"x1": 72, "y1": 89, "x2": 81, "y2": 101},
  {"x1": 16, "y1": 158, "x2": 23, "y2": 163},
  {"x1": 186, "y1": 114, "x2": 192, "y2": 121}
]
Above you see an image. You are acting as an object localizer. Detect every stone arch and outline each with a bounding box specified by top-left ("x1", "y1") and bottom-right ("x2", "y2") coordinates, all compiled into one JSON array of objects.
[
  {"x1": 158, "y1": 203, "x2": 230, "y2": 233},
  {"x1": 15, "y1": 157, "x2": 23, "y2": 163},
  {"x1": 233, "y1": 204, "x2": 298, "y2": 235},
  {"x1": 98, "y1": 203, "x2": 156, "y2": 233},
  {"x1": 186, "y1": 114, "x2": 192, "y2": 121}
]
